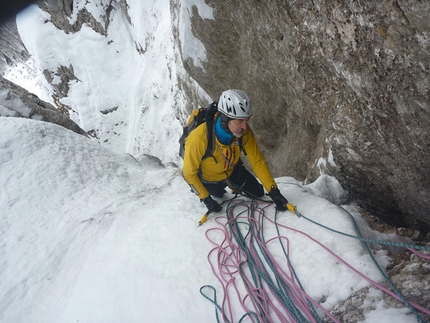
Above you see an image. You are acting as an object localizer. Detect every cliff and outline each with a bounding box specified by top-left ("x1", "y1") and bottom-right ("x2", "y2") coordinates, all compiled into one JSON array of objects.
[{"x1": 182, "y1": 0, "x2": 430, "y2": 233}]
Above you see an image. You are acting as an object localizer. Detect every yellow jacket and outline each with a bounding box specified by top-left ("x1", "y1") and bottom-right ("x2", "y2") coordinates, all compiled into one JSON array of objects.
[{"x1": 182, "y1": 115, "x2": 277, "y2": 199}]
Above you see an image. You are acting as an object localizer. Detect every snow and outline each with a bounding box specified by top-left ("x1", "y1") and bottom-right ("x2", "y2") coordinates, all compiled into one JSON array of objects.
[
  {"x1": 1, "y1": 118, "x2": 421, "y2": 322},
  {"x1": 1, "y1": 1, "x2": 427, "y2": 322},
  {"x1": 328, "y1": 148, "x2": 337, "y2": 167},
  {"x1": 178, "y1": 0, "x2": 214, "y2": 70},
  {"x1": 0, "y1": 90, "x2": 31, "y2": 117}
]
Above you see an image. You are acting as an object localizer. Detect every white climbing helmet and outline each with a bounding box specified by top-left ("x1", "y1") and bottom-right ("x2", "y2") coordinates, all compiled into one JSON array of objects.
[{"x1": 218, "y1": 89, "x2": 252, "y2": 119}]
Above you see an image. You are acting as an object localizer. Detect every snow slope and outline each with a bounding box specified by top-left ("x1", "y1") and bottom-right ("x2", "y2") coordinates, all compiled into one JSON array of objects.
[{"x1": 0, "y1": 117, "x2": 421, "y2": 322}]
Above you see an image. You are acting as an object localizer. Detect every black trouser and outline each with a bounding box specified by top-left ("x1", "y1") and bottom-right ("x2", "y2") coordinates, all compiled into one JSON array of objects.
[{"x1": 202, "y1": 161, "x2": 264, "y2": 199}]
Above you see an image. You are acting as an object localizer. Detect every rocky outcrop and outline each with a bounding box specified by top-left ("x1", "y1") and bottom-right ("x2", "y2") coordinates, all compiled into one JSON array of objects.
[
  {"x1": 0, "y1": 6, "x2": 86, "y2": 137},
  {"x1": 38, "y1": 0, "x2": 131, "y2": 36},
  {"x1": 0, "y1": 76, "x2": 87, "y2": 136},
  {"x1": 181, "y1": 1, "x2": 430, "y2": 233},
  {"x1": 323, "y1": 248, "x2": 430, "y2": 323},
  {"x1": 43, "y1": 64, "x2": 79, "y2": 99}
]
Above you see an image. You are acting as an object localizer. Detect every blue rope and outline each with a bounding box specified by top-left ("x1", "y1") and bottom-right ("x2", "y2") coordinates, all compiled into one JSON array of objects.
[
  {"x1": 200, "y1": 182, "x2": 429, "y2": 322},
  {"x1": 280, "y1": 181, "x2": 427, "y2": 321},
  {"x1": 200, "y1": 284, "x2": 262, "y2": 323},
  {"x1": 272, "y1": 210, "x2": 322, "y2": 322},
  {"x1": 278, "y1": 181, "x2": 428, "y2": 251},
  {"x1": 225, "y1": 200, "x2": 313, "y2": 322},
  {"x1": 297, "y1": 209, "x2": 429, "y2": 251},
  {"x1": 299, "y1": 206, "x2": 426, "y2": 322},
  {"x1": 342, "y1": 206, "x2": 425, "y2": 323},
  {"x1": 200, "y1": 285, "x2": 225, "y2": 323}
]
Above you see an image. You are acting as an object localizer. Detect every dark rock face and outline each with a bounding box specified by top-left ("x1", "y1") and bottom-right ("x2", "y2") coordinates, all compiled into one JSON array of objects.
[
  {"x1": 181, "y1": 1, "x2": 430, "y2": 233},
  {"x1": 0, "y1": 76, "x2": 87, "y2": 136},
  {"x1": 43, "y1": 64, "x2": 78, "y2": 99}
]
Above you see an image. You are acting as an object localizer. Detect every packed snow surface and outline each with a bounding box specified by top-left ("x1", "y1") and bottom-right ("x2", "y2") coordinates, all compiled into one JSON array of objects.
[{"x1": 0, "y1": 117, "x2": 418, "y2": 322}]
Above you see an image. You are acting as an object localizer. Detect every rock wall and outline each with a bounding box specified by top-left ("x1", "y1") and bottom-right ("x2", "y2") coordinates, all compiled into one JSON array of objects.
[{"x1": 181, "y1": 0, "x2": 430, "y2": 233}]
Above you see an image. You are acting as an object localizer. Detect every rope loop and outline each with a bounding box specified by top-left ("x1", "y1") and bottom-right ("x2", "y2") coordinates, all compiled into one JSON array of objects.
[
  {"x1": 200, "y1": 194, "x2": 429, "y2": 323},
  {"x1": 200, "y1": 285, "x2": 225, "y2": 323}
]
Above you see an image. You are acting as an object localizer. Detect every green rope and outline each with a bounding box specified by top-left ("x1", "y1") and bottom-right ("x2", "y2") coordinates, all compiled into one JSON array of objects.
[
  {"x1": 272, "y1": 210, "x2": 321, "y2": 322},
  {"x1": 200, "y1": 285, "x2": 224, "y2": 323},
  {"x1": 225, "y1": 199, "x2": 312, "y2": 322},
  {"x1": 338, "y1": 206, "x2": 425, "y2": 323},
  {"x1": 277, "y1": 181, "x2": 428, "y2": 252},
  {"x1": 297, "y1": 209, "x2": 429, "y2": 252},
  {"x1": 199, "y1": 285, "x2": 262, "y2": 323},
  {"x1": 202, "y1": 186, "x2": 428, "y2": 322}
]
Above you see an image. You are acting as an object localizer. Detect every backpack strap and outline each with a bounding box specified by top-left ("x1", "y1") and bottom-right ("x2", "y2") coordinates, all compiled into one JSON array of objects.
[
  {"x1": 239, "y1": 136, "x2": 247, "y2": 155},
  {"x1": 200, "y1": 101, "x2": 218, "y2": 160},
  {"x1": 202, "y1": 113, "x2": 216, "y2": 160}
]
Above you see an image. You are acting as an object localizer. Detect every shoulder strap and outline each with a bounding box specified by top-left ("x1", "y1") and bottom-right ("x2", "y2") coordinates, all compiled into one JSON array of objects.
[
  {"x1": 201, "y1": 101, "x2": 218, "y2": 160},
  {"x1": 202, "y1": 114, "x2": 216, "y2": 160},
  {"x1": 239, "y1": 136, "x2": 247, "y2": 155}
]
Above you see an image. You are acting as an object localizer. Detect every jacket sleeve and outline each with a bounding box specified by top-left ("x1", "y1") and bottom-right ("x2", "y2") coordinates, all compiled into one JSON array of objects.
[
  {"x1": 182, "y1": 127, "x2": 210, "y2": 200},
  {"x1": 243, "y1": 128, "x2": 277, "y2": 193}
]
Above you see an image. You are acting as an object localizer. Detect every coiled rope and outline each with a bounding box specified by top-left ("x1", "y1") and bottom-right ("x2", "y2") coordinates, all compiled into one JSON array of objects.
[
  {"x1": 200, "y1": 194, "x2": 430, "y2": 322},
  {"x1": 202, "y1": 198, "x2": 339, "y2": 322}
]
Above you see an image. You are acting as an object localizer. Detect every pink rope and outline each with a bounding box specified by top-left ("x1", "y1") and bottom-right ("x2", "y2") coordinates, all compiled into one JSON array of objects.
[
  {"x1": 247, "y1": 205, "x2": 322, "y2": 322},
  {"x1": 226, "y1": 201, "x2": 310, "y2": 322},
  {"x1": 394, "y1": 227, "x2": 430, "y2": 260},
  {"x1": 204, "y1": 198, "x2": 430, "y2": 322},
  {"x1": 204, "y1": 199, "x2": 340, "y2": 322},
  {"x1": 263, "y1": 216, "x2": 430, "y2": 317}
]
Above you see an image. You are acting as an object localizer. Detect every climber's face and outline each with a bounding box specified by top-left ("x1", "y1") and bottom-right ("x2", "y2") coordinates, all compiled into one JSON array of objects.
[{"x1": 228, "y1": 117, "x2": 249, "y2": 138}]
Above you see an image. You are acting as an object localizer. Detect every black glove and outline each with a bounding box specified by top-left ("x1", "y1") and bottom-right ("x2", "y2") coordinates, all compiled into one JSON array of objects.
[
  {"x1": 202, "y1": 196, "x2": 222, "y2": 214},
  {"x1": 268, "y1": 187, "x2": 289, "y2": 211}
]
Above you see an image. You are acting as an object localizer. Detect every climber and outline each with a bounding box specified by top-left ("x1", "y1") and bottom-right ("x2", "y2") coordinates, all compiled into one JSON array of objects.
[{"x1": 182, "y1": 89, "x2": 290, "y2": 214}]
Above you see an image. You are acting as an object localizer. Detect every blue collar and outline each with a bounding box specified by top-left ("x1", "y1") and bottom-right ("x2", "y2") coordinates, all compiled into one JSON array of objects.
[{"x1": 215, "y1": 116, "x2": 235, "y2": 145}]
